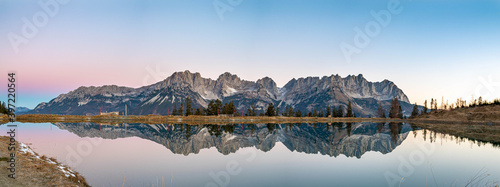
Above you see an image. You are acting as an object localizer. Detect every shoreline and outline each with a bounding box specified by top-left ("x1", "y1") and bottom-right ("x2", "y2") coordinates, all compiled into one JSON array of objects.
[
  {"x1": 4, "y1": 114, "x2": 500, "y2": 125},
  {"x1": 0, "y1": 136, "x2": 89, "y2": 186}
]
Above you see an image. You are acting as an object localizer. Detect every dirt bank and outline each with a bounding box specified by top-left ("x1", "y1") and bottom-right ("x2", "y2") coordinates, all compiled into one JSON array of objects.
[{"x1": 0, "y1": 136, "x2": 89, "y2": 186}]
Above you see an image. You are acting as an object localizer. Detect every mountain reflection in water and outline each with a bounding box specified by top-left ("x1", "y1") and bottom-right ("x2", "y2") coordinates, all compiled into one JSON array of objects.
[{"x1": 53, "y1": 122, "x2": 415, "y2": 158}]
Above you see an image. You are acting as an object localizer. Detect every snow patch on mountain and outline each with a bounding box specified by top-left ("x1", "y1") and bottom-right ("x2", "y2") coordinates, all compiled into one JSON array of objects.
[
  {"x1": 160, "y1": 95, "x2": 169, "y2": 104},
  {"x1": 143, "y1": 94, "x2": 161, "y2": 105},
  {"x1": 78, "y1": 98, "x2": 91, "y2": 106}
]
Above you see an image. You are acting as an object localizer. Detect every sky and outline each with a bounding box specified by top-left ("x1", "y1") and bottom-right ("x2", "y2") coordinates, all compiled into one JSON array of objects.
[{"x1": 1, "y1": 0, "x2": 499, "y2": 109}]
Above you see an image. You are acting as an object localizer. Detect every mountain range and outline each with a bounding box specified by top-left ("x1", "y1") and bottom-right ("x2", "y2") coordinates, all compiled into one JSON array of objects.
[{"x1": 28, "y1": 70, "x2": 413, "y2": 117}]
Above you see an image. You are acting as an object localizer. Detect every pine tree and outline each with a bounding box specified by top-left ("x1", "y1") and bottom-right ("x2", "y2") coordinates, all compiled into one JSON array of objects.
[
  {"x1": 295, "y1": 109, "x2": 302, "y2": 117},
  {"x1": 265, "y1": 103, "x2": 275, "y2": 117},
  {"x1": 0, "y1": 102, "x2": 5, "y2": 114},
  {"x1": 288, "y1": 105, "x2": 294, "y2": 117},
  {"x1": 207, "y1": 99, "x2": 222, "y2": 115},
  {"x1": 313, "y1": 107, "x2": 318, "y2": 117},
  {"x1": 389, "y1": 97, "x2": 400, "y2": 118},
  {"x1": 222, "y1": 101, "x2": 236, "y2": 115},
  {"x1": 346, "y1": 101, "x2": 353, "y2": 117},
  {"x1": 398, "y1": 105, "x2": 403, "y2": 119},
  {"x1": 377, "y1": 105, "x2": 386, "y2": 118},
  {"x1": 207, "y1": 100, "x2": 215, "y2": 115},
  {"x1": 326, "y1": 106, "x2": 331, "y2": 117},
  {"x1": 179, "y1": 103, "x2": 184, "y2": 116},
  {"x1": 0, "y1": 101, "x2": 5, "y2": 114},
  {"x1": 172, "y1": 104, "x2": 178, "y2": 116},
  {"x1": 423, "y1": 100, "x2": 428, "y2": 114},
  {"x1": 338, "y1": 106, "x2": 343, "y2": 118},
  {"x1": 185, "y1": 97, "x2": 192, "y2": 116},
  {"x1": 251, "y1": 103, "x2": 257, "y2": 116},
  {"x1": 195, "y1": 108, "x2": 202, "y2": 115},
  {"x1": 410, "y1": 103, "x2": 419, "y2": 118}
]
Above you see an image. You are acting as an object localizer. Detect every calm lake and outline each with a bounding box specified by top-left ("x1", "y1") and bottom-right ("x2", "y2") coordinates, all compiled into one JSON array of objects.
[{"x1": 1, "y1": 122, "x2": 499, "y2": 186}]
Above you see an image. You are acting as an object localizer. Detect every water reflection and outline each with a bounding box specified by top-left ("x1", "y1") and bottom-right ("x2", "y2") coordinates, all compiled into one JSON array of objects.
[
  {"x1": 3, "y1": 122, "x2": 500, "y2": 186},
  {"x1": 53, "y1": 122, "x2": 415, "y2": 158}
]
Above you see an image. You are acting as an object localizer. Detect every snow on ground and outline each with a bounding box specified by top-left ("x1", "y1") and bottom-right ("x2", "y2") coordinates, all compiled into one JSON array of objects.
[
  {"x1": 19, "y1": 143, "x2": 39, "y2": 159},
  {"x1": 19, "y1": 143, "x2": 77, "y2": 178}
]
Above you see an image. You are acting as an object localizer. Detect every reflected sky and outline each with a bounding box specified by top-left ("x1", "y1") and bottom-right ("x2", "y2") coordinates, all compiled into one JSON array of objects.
[{"x1": 1, "y1": 122, "x2": 499, "y2": 186}]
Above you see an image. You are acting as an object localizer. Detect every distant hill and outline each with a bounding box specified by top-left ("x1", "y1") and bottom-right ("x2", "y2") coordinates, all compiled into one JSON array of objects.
[
  {"x1": 27, "y1": 70, "x2": 414, "y2": 117},
  {"x1": 15, "y1": 107, "x2": 32, "y2": 115}
]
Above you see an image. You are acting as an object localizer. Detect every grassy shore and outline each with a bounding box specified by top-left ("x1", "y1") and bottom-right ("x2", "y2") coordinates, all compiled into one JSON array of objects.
[
  {"x1": 409, "y1": 105, "x2": 500, "y2": 144},
  {"x1": 415, "y1": 104, "x2": 500, "y2": 122},
  {"x1": 13, "y1": 114, "x2": 411, "y2": 125},
  {"x1": 0, "y1": 136, "x2": 89, "y2": 186},
  {"x1": 0, "y1": 114, "x2": 8, "y2": 124},
  {"x1": 8, "y1": 104, "x2": 500, "y2": 125}
]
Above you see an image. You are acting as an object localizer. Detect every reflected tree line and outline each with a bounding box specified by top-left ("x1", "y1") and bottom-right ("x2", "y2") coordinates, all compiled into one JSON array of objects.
[
  {"x1": 149, "y1": 122, "x2": 499, "y2": 148},
  {"x1": 145, "y1": 122, "x2": 411, "y2": 143},
  {"x1": 88, "y1": 121, "x2": 500, "y2": 148},
  {"x1": 420, "y1": 128, "x2": 500, "y2": 148}
]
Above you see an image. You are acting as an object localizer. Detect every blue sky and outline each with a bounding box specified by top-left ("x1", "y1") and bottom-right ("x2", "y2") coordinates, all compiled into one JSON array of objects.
[{"x1": 1, "y1": 0, "x2": 499, "y2": 108}]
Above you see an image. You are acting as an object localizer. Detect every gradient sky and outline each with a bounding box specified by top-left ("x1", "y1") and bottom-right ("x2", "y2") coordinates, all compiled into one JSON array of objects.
[{"x1": 1, "y1": 0, "x2": 499, "y2": 109}]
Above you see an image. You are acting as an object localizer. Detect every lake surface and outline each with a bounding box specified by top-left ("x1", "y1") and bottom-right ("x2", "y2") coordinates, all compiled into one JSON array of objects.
[{"x1": 1, "y1": 122, "x2": 499, "y2": 187}]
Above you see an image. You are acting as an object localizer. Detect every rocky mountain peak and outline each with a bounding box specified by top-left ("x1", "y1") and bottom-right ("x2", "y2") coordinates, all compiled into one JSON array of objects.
[
  {"x1": 216, "y1": 72, "x2": 242, "y2": 86},
  {"x1": 256, "y1": 77, "x2": 276, "y2": 87},
  {"x1": 217, "y1": 72, "x2": 239, "y2": 80}
]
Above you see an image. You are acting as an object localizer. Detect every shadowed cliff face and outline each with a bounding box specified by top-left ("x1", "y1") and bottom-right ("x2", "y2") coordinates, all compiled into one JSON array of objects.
[{"x1": 53, "y1": 122, "x2": 412, "y2": 158}]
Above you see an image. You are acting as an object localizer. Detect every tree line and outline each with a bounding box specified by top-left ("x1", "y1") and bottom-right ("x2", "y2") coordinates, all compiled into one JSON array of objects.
[
  {"x1": 375, "y1": 97, "x2": 405, "y2": 119},
  {"x1": 169, "y1": 97, "x2": 356, "y2": 117},
  {"x1": 160, "y1": 95, "x2": 500, "y2": 118},
  {"x1": 0, "y1": 101, "x2": 12, "y2": 115},
  {"x1": 171, "y1": 97, "x2": 239, "y2": 116},
  {"x1": 406, "y1": 96, "x2": 500, "y2": 119}
]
